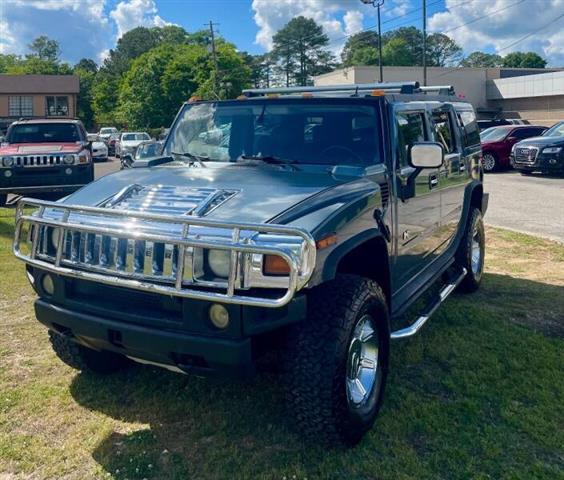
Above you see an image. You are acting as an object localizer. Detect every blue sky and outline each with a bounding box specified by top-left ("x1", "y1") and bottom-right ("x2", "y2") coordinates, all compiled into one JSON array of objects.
[{"x1": 1, "y1": 0, "x2": 563, "y2": 66}]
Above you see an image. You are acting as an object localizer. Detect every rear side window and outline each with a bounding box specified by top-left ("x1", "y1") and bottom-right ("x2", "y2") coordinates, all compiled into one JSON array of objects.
[
  {"x1": 513, "y1": 127, "x2": 545, "y2": 139},
  {"x1": 457, "y1": 109, "x2": 480, "y2": 148},
  {"x1": 395, "y1": 111, "x2": 427, "y2": 168},
  {"x1": 432, "y1": 110, "x2": 456, "y2": 153}
]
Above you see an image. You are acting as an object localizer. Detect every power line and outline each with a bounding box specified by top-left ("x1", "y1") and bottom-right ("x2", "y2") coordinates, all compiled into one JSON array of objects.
[{"x1": 497, "y1": 12, "x2": 564, "y2": 52}]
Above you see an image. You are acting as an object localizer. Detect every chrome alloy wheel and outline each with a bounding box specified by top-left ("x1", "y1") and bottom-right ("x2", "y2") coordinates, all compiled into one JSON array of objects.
[
  {"x1": 346, "y1": 314, "x2": 379, "y2": 407},
  {"x1": 483, "y1": 153, "x2": 496, "y2": 172},
  {"x1": 471, "y1": 224, "x2": 483, "y2": 276}
]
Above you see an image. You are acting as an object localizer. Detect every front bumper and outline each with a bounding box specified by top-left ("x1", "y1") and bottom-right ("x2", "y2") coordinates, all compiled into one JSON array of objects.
[
  {"x1": 513, "y1": 152, "x2": 564, "y2": 173},
  {"x1": 30, "y1": 267, "x2": 307, "y2": 376},
  {"x1": 36, "y1": 299, "x2": 255, "y2": 377},
  {"x1": 0, "y1": 164, "x2": 94, "y2": 194}
]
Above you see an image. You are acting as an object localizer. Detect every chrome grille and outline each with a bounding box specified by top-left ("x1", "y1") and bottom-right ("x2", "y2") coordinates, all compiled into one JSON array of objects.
[
  {"x1": 514, "y1": 147, "x2": 538, "y2": 164},
  {"x1": 13, "y1": 198, "x2": 316, "y2": 308},
  {"x1": 10, "y1": 155, "x2": 67, "y2": 167}
]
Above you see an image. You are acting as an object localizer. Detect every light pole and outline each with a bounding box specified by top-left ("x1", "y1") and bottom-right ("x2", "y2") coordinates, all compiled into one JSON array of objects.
[
  {"x1": 422, "y1": 0, "x2": 427, "y2": 86},
  {"x1": 360, "y1": 0, "x2": 385, "y2": 83}
]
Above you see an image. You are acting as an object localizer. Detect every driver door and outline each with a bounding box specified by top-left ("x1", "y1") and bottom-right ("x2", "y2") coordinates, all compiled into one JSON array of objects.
[{"x1": 392, "y1": 106, "x2": 442, "y2": 290}]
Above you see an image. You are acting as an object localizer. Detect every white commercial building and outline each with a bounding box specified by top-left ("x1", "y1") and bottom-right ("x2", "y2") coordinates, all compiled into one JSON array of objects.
[{"x1": 314, "y1": 66, "x2": 564, "y2": 126}]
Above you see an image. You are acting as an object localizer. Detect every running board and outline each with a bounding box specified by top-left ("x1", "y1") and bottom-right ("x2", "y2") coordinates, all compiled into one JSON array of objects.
[{"x1": 390, "y1": 268, "x2": 467, "y2": 340}]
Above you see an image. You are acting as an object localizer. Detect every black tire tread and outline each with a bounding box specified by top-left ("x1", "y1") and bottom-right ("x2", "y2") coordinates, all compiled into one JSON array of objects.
[
  {"x1": 48, "y1": 330, "x2": 125, "y2": 374},
  {"x1": 456, "y1": 207, "x2": 484, "y2": 293},
  {"x1": 283, "y1": 274, "x2": 389, "y2": 445}
]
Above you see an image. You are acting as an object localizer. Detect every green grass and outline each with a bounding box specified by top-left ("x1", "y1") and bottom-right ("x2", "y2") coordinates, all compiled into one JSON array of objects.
[{"x1": 1, "y1": 207, "x2": 563, "y2": 479}]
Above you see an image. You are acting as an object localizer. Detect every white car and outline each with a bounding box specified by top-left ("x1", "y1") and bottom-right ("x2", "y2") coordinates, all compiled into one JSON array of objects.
[
  {"x1": 116, "y1": 132, "x2": 151, "y2": 158},
  {"x1": 98, "y1": 127, "x2": 119, "y2": 142},
  {"x1": 87, "y1": 134, "x2": 108, "y2": 162}
]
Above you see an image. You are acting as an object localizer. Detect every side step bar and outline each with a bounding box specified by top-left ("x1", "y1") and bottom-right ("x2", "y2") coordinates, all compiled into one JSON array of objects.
[{"x1": 390, "y1": 268, "x2": 467, "y2": 340}]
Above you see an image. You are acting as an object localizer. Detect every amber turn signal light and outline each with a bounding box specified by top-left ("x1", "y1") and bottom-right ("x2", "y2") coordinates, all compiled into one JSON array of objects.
[{"x1": 263, "y1": 255, "x2": 290, "y2": 276}]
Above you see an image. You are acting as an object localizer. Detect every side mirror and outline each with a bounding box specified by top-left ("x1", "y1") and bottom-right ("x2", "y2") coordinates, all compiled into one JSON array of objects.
[
  {"x1": 409, "y1": 142, "x2": 444, "y2": 169},
  {"x1": 121, "y1": 153, "x2": 134, "y2": 168}
]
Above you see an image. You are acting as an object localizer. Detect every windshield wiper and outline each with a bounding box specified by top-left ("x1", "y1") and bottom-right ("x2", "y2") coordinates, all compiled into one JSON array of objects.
[
  {"x1": 240, "y1": 154, "x2": 299, "y2": 166},
  {"x1": 171, "y1": 151, "x2": 208, "y2": 167}
]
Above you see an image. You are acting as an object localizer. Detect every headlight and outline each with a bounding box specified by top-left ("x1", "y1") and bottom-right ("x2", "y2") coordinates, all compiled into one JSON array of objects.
[
  {"x1": 2, "y1": 156, "x2": 13, "y2": 167},
  {"x1": 207, "y1": 249, "x2": 230, "y2": 278},
  {"x1": 63, "y1": 154, "x2": 75, "y2": 165},
  {"x1": 49, "y1": 227, "x2": 61, "y2": 250},
  {"x1": 543, "y1": 147, "x2": 562, "y2": 154}
]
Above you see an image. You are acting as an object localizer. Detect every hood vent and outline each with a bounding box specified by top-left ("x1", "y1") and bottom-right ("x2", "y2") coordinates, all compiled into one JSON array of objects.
[{"x1": 101, "y1": 184, "x2": 239, "y2": 217}]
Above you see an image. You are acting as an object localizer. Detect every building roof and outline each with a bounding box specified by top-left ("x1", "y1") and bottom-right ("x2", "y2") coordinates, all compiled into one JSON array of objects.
[{"x1": 0, "y1": 75, "x2": 79, "y2": 94}]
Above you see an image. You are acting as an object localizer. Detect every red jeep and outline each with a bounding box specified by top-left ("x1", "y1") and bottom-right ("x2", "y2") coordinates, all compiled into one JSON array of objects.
[
  {"x1": 480, "y1": 124, "x2": 547, "y2": 172},
  {"x1": 0, "y1": 119, "x2": 94, "y2": 206}
]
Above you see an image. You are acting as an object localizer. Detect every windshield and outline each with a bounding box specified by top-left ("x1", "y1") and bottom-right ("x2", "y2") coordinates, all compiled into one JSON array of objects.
[
  {"x1": 480, "y1": 127, "x2": 509, "y2": 142},
  {"x1": 123, "y1": 133, "x2": 150, "y2": 141},
  {"x1": 543, "y1": 122, "x2": 564, "y2": 138},
  {"x1": 7, "y1": 123, "x2": 81, "y2": 143},
  {"x1": 100, "y1": 128, "x2": 116, "y2": 134},
  {"x1": 165, "y1": 100, "x2": 382, "y2": 166}
]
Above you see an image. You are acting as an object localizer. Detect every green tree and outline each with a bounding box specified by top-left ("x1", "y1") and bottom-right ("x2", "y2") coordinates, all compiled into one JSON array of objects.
[
  {"x1": 350, "y1": 46, "x2": 379, "y2": 66},
  {"x1": 117, "y1": 41, "x2": 250, "y2": 129},
  {"x1": 74, "y1": 60, "x2": 98, "y2": 129},
  {"x1": 92, "y1": 71, "x2": 121, "y2": 126},
  {"x1": 271, "y1": 16, "x2": 335, "y2": 86},
  {"x1": 426, "y1": 33, "x2": 463, "y2": 66},
  {"x1": 241, "y1": 52, "x2": 272, "y2": 88},
  {"x1": 461, "y1": 51, "x2": 503, "y2": 68},
  {"x1": 382, "y1": 27, "x2": 422, "y2": 66},
  {"x1": 502, "y1": 51, "x2": 547, "y2": 68},
  {"x1": 27, "y1": 35, "x2": 60, "y2": 62},
  {"x1": 382, "y1": 38, "x2": 413, "y2": 66},
  {"x1": 341, "y1": 31, "x2": 380, "y2": 66},
  {"x1": 0, "y1": 54, "x2": 22, "y2": 73}
]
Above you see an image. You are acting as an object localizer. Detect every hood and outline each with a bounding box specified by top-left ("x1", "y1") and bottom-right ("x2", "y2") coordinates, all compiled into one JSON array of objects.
[
  {"x1": 63, "y1": 163, "x2": 366, "y2": 225},
  {"x1": 0, "y1": 142, "x2": 82, "y2": 155},
  {"x1": 516, "y1": 135, "x2": 564, "y2": 147}
]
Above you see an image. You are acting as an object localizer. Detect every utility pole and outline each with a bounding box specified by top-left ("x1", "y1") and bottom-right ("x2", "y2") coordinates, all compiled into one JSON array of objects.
[
  {"x1": 207, "y1": 20, "x2": 220, "y2": 97},
  {"x1": 360, "y1": 0, "x2": 385, "y2": 83},
  {"x1": 422, "y1": 0, "x2": 427, "y2": 86}
]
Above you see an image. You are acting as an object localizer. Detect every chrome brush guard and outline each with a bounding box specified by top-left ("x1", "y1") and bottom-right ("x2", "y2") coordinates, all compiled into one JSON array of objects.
[{"x1": 13, "y1": 198, "x2": 316, "y2": 308}]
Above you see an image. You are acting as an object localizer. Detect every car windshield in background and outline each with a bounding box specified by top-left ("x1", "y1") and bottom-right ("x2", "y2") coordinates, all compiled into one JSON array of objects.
[
  {"x1": 542, "y1": 122, "x2": 564, "y2": 137},
  {"x1": 480, "y1": 127, "x2": 509, "y2": 142},
  {"x1": 123, "y1": 133, "x2": 150, "y2": 141},
  {"x1": 7, "y1": 123, "x2": 80, "y2": 143},
  {"x1": 100, "y1": 128, "x2": 116, "y2": 134},
  {"x1": 165, "y1": 101, "x2": 382, "y2": 166}
]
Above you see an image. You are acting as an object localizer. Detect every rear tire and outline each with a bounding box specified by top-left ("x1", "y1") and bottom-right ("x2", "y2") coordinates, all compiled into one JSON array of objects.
[
  {"x1": 0, "y1": 194, "x2": 7, "y2": 208},
  {"x1": 283, "y1": 275, "x2": 390, "y2": 445},
  {"x1": 520, "y1": 170, "x2": 534, "y2": 176},
  {"x1": 456, "y1": 207, "x2": 485, "y2": 292},
  {"x1": 48, "y1": 330, "x2": 126, "y2": 374}
]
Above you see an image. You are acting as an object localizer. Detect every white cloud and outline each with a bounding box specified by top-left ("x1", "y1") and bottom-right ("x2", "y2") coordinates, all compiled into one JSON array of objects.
[
  {"x1": 110, "y1": 0, "x2": 170, "y2": 39},
  {"x1": 429, "y1": 0, "x2": 564, "y2": 66},
  {"x1": 0, "y1": 0, "x2": 171, "y2": 64},
  {"x1": 344, "y1": 10, "x2": 365, "y2": 37}
]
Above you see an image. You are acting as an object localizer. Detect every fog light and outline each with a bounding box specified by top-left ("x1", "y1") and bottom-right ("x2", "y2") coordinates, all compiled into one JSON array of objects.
[
  {"x1": 4, "y1": 170, "x2": 12, "y2": 177},
  {"x1": 65, "y1": 167, "x2": 72, "y2": 175},
  {"x1": 209, "y1": 304, "x2": 230, "y2": 329},
  {"x1": 549, "y1": 158, "x2": 557, "y2": 165},
  {"x1": 41, "y1": 274, "x2": 55, "y2": 296}
]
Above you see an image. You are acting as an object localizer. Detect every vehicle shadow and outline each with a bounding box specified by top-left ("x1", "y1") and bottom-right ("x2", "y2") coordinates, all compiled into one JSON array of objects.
[{"x1": 68, "y1": 272, "x2": 564, "y2": 479}]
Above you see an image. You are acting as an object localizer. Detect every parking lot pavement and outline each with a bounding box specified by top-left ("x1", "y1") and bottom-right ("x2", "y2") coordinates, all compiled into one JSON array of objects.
[
  {"x1": 485, "y1": 171, "x2": 564, "y2": 243},
  {"x1": 94, "y1": 156, "x2": 121, "y2": 179}
]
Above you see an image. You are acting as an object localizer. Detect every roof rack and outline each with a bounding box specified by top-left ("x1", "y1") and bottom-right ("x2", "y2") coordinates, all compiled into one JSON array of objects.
[
  {"x1": 419, "y1": 85, "x2": 455, "y2": 96},
  {"x1": 242, "y1": 81, "x2": 421, "y2": 97}
]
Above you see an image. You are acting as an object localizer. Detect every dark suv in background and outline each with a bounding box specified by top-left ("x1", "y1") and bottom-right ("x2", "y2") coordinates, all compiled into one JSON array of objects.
[
  {"x1": 13, "y1": 82, "x2": 487, "y2": 445},
  {"x1": 480, "y1": 125, "x2": 547, "y2": 172},
  {"x1": 511, "y1": 121, "x2": 564, "y2": 175}
]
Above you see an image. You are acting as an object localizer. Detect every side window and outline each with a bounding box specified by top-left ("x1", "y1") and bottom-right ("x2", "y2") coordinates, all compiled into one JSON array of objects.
[
  {"x1": 432, "y1": 109, "x2": 456, "y2": 153},
  {"x1": 395, "y1": 111, "x2": 427, "y2": 168},
  {"x1": 458, "y1": 109, "x2": 480, "y2": 147},
  {"x1": 512, "y1": 128, "x2": 531, "y2": 139}
]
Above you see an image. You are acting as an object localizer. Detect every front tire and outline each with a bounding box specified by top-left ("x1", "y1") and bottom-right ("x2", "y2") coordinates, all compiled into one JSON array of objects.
[
  {"x1": 457, "y1": 207, "x2": 485, "y2": 292},
  {"x1": 49, "y1": 331, "x2": 126, "y2": 374},
  {"x1": 283, "y1": 275, "x2": 390, "y2": 445},
  {"x1": 482, "y1": 153, "x2": 497, "y2": 172}
]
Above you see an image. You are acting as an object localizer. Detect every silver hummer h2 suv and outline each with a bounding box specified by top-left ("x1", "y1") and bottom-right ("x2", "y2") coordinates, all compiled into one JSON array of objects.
[{"x1": 13, "y1": 82, "x2": 488, "y2": 445}]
